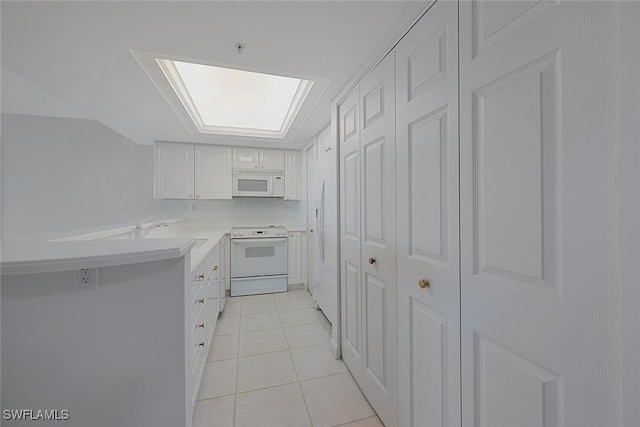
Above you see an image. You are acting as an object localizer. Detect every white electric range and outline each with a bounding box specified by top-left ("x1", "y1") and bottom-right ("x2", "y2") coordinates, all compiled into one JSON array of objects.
[{"x1": 230, "y1": 225, "x2": 288, "y2": 296}]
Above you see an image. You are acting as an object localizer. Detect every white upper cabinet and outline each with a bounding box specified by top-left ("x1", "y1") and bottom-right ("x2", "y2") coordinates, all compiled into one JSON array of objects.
[
  {"x1": 284, "y1": 150, "x2": 301, "y2": 200},
  {"x1": 155, "y1": 142, "x2": 231, "y2": 199},
  {"x1": 195, "y1": 145, "x2": 232, "y2": 199},
  {"x1": 155, "y1": 142, "x2": 195, "y2": 199},
  {"x1": 232, "y1": 147, "x2": 260, "y2": 169},
  {"x1": 232, "y1": 147, "x2": 284, "y2": 169},
  {"x1": 260, "y1": 149, "x2": 285, "y2": 169}
]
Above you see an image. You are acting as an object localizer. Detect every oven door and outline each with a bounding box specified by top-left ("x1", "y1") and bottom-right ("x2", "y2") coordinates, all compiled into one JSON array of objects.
[
  {"x1": 231, "y1": 237, "x2": 288, "y2": 278},
  {"x1": 233, "y1": 174, "x2": 272, "y2": 197}
]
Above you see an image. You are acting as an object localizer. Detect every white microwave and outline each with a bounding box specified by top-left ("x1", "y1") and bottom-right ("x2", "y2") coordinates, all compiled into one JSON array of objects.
[{"x1": 232, "y1": 169, "x2": 285, "y2": 198}]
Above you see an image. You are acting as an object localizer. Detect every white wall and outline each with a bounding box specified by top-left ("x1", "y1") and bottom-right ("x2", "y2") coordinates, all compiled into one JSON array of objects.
[{"x1": 1, "y1": 113, "x2": 179, "y2": 240}]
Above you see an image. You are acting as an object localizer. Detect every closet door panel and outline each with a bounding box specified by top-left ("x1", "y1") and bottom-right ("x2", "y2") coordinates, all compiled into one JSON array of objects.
[
  {"x1": 359, "y1": 52, "x2": 397, "y2": 427},
  {"x1": 396, "y1": 1, "x2": 460, "y2": 426},
  {"x1": 339, "y1": 89, "x2": 363, "y2": 383},
  {"x1": 460, "y1": 2, "x2": 622, "y2": 427}
]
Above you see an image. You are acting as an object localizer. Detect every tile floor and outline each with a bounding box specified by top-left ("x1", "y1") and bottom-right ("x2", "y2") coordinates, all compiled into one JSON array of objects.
[{"x1": 193, "y1": 289, "x2": 384, "y2": 427}]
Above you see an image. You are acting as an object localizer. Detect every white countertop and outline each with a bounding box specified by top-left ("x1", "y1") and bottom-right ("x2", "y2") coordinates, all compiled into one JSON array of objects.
[
  {"x1": 0, "y1": 238, "x2": 196, "y2": 276},
  {"x1": 0, "y1": 219, "x2": 306, "y2": 276},
  {"x1": 1, "y1": 220, "x2": 231, "y2": 276}
]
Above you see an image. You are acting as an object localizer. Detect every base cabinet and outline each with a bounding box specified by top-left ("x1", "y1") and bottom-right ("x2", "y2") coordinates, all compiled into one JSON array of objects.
[
  {"x1": 287, "y1": 231, "x2": 305, "y2": 286},
  {"x1": 188, "y1": 243, "x2": 220, "y2": 406}
]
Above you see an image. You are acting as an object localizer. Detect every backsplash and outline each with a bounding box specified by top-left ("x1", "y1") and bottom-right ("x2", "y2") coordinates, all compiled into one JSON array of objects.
[{"x1": 181, "y1": 198, "x2": 304, "y2": 228}]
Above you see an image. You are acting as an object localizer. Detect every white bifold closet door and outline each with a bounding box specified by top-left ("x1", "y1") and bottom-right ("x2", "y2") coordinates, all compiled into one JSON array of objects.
[
  {"x1": 396, "y1": 1, "x2": 460, "y2": 426},
  {"x1": 339, "y1": 52, "x2": 398, "y2": 427},
  {"x1": 459, "y1": 2, "x2": 622, "y2": 427}
]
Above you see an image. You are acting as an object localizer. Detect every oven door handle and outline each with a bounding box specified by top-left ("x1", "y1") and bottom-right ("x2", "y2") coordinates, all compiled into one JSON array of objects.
[{"x1": 231, "y1": 238, "x2": 288, "y2": 244}]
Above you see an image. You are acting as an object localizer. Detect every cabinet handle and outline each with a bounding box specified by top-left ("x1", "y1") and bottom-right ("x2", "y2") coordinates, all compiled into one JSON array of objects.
[
  {"x1": 198, "y1": 299, "x2": 205, "y2": 304},
  {"x1": 188, "y1": 193, "x2": 194, "y2": 198},
  {"x1": 368, "y1": 257, "x2": 376, "y2": 265},
  {"x1": 197, "y1": 323, "x2": 205, "y2": 328},
  {"x1": 195, "y1": 194, "x2": 200, "y2": 199},
  {"x1": 198, "y1": 342, "x2": 205, "y2": 347},
  {"x1": 418, "y1": 279, "x2": 430, "y2": 289},
  {"x1": 213, "y1": 265, "x2": 218, "y2": 271},
  {"x1": 198, "y1": 274, "x2": 205, "y2": 280}
]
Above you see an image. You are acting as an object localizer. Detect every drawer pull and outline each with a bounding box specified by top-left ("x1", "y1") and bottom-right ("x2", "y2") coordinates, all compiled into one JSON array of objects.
[
  {"x1": 368, "y1": 257, "x2": 376, "y2": 265},
  {"x1": 198, "y1": 274, "x2": 205, "y2": 280},
  {"x1": 198, "y1": 342, "x2": 205, "y2": 347},
  {"x1": 198, "y1": 299, "x2": 205, "y2": 304},
  {"x1": 197, "y1": 323, "x2": 205, "y2": 328}
]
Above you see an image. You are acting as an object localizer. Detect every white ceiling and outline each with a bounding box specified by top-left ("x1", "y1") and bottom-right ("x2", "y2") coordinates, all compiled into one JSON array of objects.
[{"x1": 1, "y1": 1, "x2": 425, "y2": 149}]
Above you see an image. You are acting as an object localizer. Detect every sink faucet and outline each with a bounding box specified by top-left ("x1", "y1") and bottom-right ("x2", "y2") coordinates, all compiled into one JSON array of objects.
[{"x1": 134, "y1": 217, "x2": 168, "y2": 238}]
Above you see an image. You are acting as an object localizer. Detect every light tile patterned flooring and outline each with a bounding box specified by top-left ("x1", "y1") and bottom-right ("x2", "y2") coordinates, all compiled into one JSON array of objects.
[{"x1": 193, "y1": 290, "x2": 384, "y2": 427}]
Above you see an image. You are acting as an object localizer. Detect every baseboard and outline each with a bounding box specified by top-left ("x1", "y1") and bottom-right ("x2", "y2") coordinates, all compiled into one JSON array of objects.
[{"x1": 287, "y1": 283, "x2": 305, "y2": 291}]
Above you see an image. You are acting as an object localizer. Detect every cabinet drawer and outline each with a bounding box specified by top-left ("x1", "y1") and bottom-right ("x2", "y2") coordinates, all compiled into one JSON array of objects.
[
  {"x1": 190, "y1": 336, "x2": 207, "y2": 404},
  {"x1": 190, "y1": 291, "x2": 206, "y2": 327},
  {"x1": 200, "y1": 277, "x2": 219, "y2": 300},
  {"x1": 191, "y1": 325, "x2": 206, "y2": 366},
  {"x1": 201, "y1": 298, "x2": 218, "y2": 340},
  {"x1": 191, "y1": 245, "x2": 219, "y2": 282}
]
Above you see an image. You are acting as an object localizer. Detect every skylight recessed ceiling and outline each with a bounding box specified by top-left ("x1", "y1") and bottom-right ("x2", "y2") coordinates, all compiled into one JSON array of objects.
[{"x1": 157, "y1": 59, "x2": 313, "y2": 139}]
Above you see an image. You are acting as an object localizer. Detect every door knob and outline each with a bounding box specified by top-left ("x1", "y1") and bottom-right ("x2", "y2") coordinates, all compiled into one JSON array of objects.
[
  {"x1": 418, "y1": 279, "x2": 430, "y2": 289},
  {"x1": 368, "y1": 257, "x2": 376, "y2": 265}
]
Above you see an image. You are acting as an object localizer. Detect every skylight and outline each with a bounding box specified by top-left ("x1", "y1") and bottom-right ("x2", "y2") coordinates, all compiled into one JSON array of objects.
[{"x1": 157, "y1": 59, "x2": 313, "y2": 138}]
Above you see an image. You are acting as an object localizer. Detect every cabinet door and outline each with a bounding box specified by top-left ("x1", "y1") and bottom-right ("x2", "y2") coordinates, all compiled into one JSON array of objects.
[
  {"x1": 396, "y1": 2, "x2": 460, "y2": 426},
  {"x1": 195, "y1": 145, "x2": 232, "y2": 199},
  {"x1": 233, "y1": 147, "x2": 259, "y2": 169},
  {"x1": 358, "y1": 52, "x2": 397, "y2": 427},
  {"x1": 154, "y1": 142, "x2": 194, "y2": 199},
  {"x1": 284, "y1": 150, "x2": 301, "y2": 200},
  {"x1": 287, "y1": 231, "x2": 303, "y2": 284},
  {"x1": 259, "y1": 149, "x2": 285, "y2": 169},
  {"x1": 460, "y1": 2, "x2": 621, "y2": 426}
]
